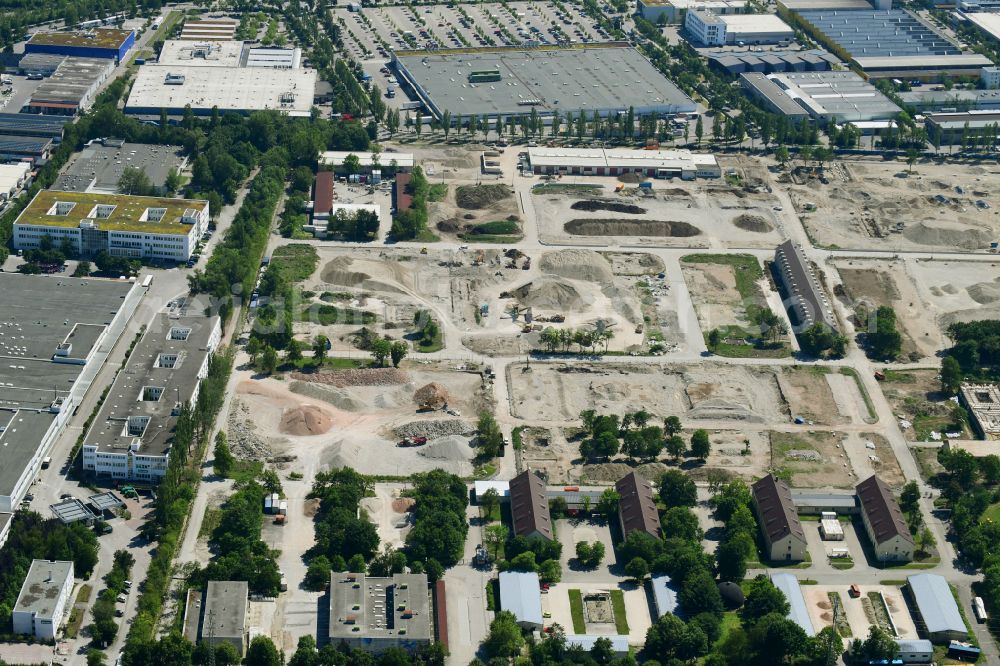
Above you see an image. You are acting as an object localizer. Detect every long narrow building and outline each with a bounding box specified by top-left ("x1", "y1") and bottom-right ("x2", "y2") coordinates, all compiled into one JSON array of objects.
[
  {"x1": 752, "y1": 474, "x2": 807, "y2": 562},
  {"x1": 509, "y1": 470, "x2": 553, "y2": 540},
  {"x1": 856, "y1": 475, "x2": 913, "y2": 562},
  {"x1": 615, "y1": 472, "x2": 661, "y2": 539}
]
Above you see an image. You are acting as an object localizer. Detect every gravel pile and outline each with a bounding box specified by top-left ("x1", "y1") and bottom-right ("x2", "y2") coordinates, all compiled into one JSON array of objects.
[
  {"x1": 417, "y1": 435, "x2": 474, "y2": 461},
  {"x1": 395, "y1": 419, "x2": 475, "y2": 439},
  {"x1": 227, "y1": 400, "x2": 272, "y2": 460},
  {"x1": 292, "y1": 368, "x2": 408, "y2": 387},
  {"x1": 290, "y1": 380, "x2": 366, "y2": 412}
]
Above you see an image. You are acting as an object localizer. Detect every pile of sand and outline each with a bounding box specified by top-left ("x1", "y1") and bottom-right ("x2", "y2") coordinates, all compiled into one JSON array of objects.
[
  {"x1": 291, "y1": 368, "x2": 408, "y2": 387},
  {"x1": 968, "y1": 278, "x2": 1000, "y2": 305},
  {"x1": 414, "y1": 382, "x2": 450, "y2": 409},
  {"x1": 456, "y1": 184, "x2": 511, "y2": 209},
  {"x1": 279, "y1": 404, "x2": 333, "y2": 436},
  {"x1": 732, "y1": 214, "x2": 774, "y2": 233},
  {"x1": 903, "y1": 222, "x2": 992, "y2": 249},
  {"x1": 539, "y1": 250, "x2": 614, "y2": 284},
  {"x1": 513, "y1": 276, "x2": 592, "y2": 311},
  {"x1": 565, "y1": 219, "x2": 701, "y2": 238},
  {"x1": 417, "y1": 435, "x2": 474, "y2": 461},
  {"x1": 290, "y1": 381, "x2": 366, "y2": 412},
  {"x1": 571, "y1": 199, "x2": 646, "y2": 214}
]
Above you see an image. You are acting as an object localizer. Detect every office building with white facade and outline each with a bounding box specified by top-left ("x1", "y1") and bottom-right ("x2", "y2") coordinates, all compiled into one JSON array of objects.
[
  {"x1": 685, "y1": 11, "x2": 794, "y2": 45},
  {"x1": 13, "y1": 190, "x2": 209, "y2": 263},
  {"x1": 12, "y1": 560, "x2": 74, "y2": 639},
  {"x1": 82, "y1": 311, "x2": 220, "y2": 482}
]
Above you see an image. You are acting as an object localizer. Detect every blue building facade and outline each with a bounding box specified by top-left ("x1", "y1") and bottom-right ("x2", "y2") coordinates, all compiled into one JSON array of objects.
[{"x1": 25, "y1": 30, "x2": 134, "y2": 63}]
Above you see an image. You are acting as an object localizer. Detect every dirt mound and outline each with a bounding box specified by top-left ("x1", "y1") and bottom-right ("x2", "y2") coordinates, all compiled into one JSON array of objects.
[
  {"x1": 903, "y1": 222, "x2": 992, "y2": 249},
  {"x1": 687, "y1": 399, "x2": 764, "y2": 423},
  {"x1": 456, "y1": 184, "x2": 511, "y2": 210},
  {"x1": 732, "y1": 214, "x2": 774, "y2": 233},
  {"x1": 618, "y1": 173, "x2": 644, "y2": 184},
  {"x1": 436, "y1": 219, "x2": 461, "y2": 232},
  {"x1": 395, "y1": 419, "x2": 476, "y2": 439},
  {"x1": 392, "y1": 498, "x2": 416, "y2": 513},
  {"x1": 416, "y1": 435, "x2": 474, "y2": 461},
  {"x1": 290, "y1": 368, "x2": 408, "y2": 387},
  {"x1": 539, "y1": 250, "x2": 614, "y2": 283},
  {"x1": 968, "y1": 278, "x2": 1000, "y2": 304},
  {"x1": 414, "y1": 382, "x2": 450, "y2": 410},
  {"x1": 321, "y1": 256, "x2": 371, "y2": 286},
  {"x1": 279, "y1": 404, "x2": 333, "y2": 436},
  {"x1": 513, "y1": 275, "x2": 591, "y2": 310},
  {"x1": 290, "y1": 381, "x2": 366, "y2": 412},
  {"x1": 565, "y1": 219, "x2": 701, "y2": 237},
  {"x1": 571, "y1": 199, "x2": 646, "y2": 214}
]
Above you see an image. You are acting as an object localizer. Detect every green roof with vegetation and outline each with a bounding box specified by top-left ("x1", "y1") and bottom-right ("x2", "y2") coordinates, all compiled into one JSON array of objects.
[
  {"x1": 29, "y1": 29, "x2": 133, "y2": 49},
  {"x1": 16, "y1": 190, "x2": 208, "y2": 235}
]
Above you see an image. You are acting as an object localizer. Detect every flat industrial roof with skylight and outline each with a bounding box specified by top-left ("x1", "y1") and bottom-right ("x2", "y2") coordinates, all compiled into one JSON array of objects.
[{"x1": 393, "y1": 43, "x2": 695, "y2": 121}]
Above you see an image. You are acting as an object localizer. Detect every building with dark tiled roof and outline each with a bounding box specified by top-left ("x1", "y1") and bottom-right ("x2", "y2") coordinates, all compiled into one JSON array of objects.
[
  {"x1": 856, "y1": 475, "x2": 913, "y2": 562},
  {"x1": 509, "y1": 471, "x2": 553, "y2": 540},
  {"x1": 752, "y1": 474, "x2": 807, "y2": 562},
  {"x1": 615, "y1": 472, "x2": 661, "y2": 539}
]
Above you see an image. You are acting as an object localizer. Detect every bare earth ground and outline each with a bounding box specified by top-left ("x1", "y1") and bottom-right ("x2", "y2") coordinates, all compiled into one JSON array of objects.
[
  {"x1": 777, "y1": 368, "x2": 849, "y2": 426},
  {"x1": 832, "y1": 259, "x2": 946, "y2": 360},
  {"x1": 908, "y1": 258, "x2": 1000, "y2": 328},
  {"x1": 770, "y1": 430, "x2": 853, "y2": 489},
  {"x1": 790, "y1": 159, "x2": 1000, "y2": 252},
  {"x1": 682, "y1": 262, "x2": 747, "y2": 331},
  {"x1": 803, "y1": 585, "x2": 918, "y2": 640}
]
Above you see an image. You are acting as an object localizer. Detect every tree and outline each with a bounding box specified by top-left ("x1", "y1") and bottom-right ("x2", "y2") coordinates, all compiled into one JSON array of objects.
[
  {"x1": 540, "y1": 327, "x2": 561, "y2": 352},
  {"x1": 690, "y1": 429, "x2": 711, "y2": 460},
  {"x1": 286, "y1": 338, "x2": 302, "y2": 362},
  {"x1": 342, "y1": 153, "x2": 362, "y2": 175},
  {"x1": 87, "y1": 649, "x2": 106, "y2": 666},
  {"x1": 695, "y1": 116, "x2": 704, "y2": 145},
  {"x1": 312, "y1": 335, "x2": 328, "y2": 363},
  {"x1": 304, "y1": 555, "x2": 332, "y2": 590},
  {"x1": 213, "y1": 431, "x2": 235, "y2": 477},
  {"x1": 596, "y1": 488, "x2": 621, "y2": 523},
  {"x1": 664, "y1": 416, "x2": 682, "y2": 437},
  {"x1": 775, "y1": 145, "x2": 790, "y2": 167},
  {"x1": 740, "y1": 575, "x2": 790, "y2": 626},
  {"x1": 645, "y1": 614, "x2": 709, "y2": 663},
  {"x1": 389, "y1": 341, "x2": 408, "y2": 367},
  {"x1": 900, "y1": 481, "x2": 920, "y2": 516},
  {"x1": 575, "y1": 541, "x2": 605, "y2": 569},
  {"x1": 480, "y1": 488, "x2": 500, "y2": 521},
  {"x1": 73, "y1": 261, "x2": 92, "y2": 277},
  {"x1": 245, "y1": 635, "x2": 283, "y2": 666},
  {"x1": 246, "y1": 337, "x2": 262, "y2": 364},
  {"x1": 906, "y1": 147, "x2": 920, "y2": 173},
  {"x1": 659, "y1": 470, "x2": 697, "y2": 508},
  {"x1": 476, "y1": 411, "x2": 504, "y2": 458},
  {"x1": 716, "y1": 533, "x2": 752, "y2": 582},
  {"x1": 853, "y1": 626, "x2": 898, "y2": 663},
  {"x1": 666, "y1": 435, "x2": 686, "y2": 460},
  {"x1": 484, "y1": 611, "x2": 525, "y2": 659},
  {"x1": 941, "y1": 355, "x2": 963, "y2": 395},
  {"x1": 661, "y1": 507, "x2": 702, "y2": 542},
  {"x1": 370, "y1": 338, "x2": 391, "y2": 367},
  {"x1": 165, "y1": 167, "x2": 183, "y2": 194},
  {"x1": 678, "y1": 569, "x2": 724, "y2": 616},
  {"x1": 118, "y1": 166, "x2": 153, "y2": 195},
  {"x1": 916, "y1": 526, "x2": 935, "y2": 556},
  {"x1": 625, "y1": 556, "x2": 649, "y2": 581},
  {"x1": 707, "y1": 328, "x2": 722, "y2": 351},
  {"x1": 258, "y1": 345, "x2": 278, "y2": 374},
  {"x1": 483, "y1": 524, "x2": 507, "y2": 562}
]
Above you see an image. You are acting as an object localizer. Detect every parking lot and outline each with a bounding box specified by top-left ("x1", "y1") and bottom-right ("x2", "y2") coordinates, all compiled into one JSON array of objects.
[
  {"x1": 0, "y1": 73, "x2": 45, "y2": 114},
  {"x1": 334, "y1": 0, "x2": 611, "y2": 101}
]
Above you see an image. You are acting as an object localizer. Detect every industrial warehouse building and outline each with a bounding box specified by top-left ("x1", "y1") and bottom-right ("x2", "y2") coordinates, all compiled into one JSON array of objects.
[
  {"x1": 0, "y1": 113, "x2": 68, "y2": 139},
  {"x1": 706, "y1": 48, "x2": 839, "y2": 75},
  {"x1": 0, "y1": 135, "x2": 53, "y2": 163},
  {"x1": 179, "y1": 18, "x2": 238, "y2": 41},
  {"x1": 320, "y1": 151, "x2": 415, "y2": 173},
  {"x1": 898, "y1": 88, "x2": 1000, "y2": 112},
  {"x1": 773, "y1": 240, "x2": 839, "y2": 332},
  {"x1": 498, "y1": 572, "x2": 543, "y2": 630},
  {"x1": 0, "y1": 162, "x2": 32, "y2": 200},
  {"x1": 82, "y1": 311, "x2": 221, "y2": 482},
  {"x1": 22, "y1": 57, "x2": 115, "y2": 115},
  {"x1": 925, "y1": 109, "x2": 1000, "y2": 141},
  {"x1": 788, "y1": 8, "x2": 991, "y2": 78},
  {"x1": 752, "y1": 474, "x2": 808, "y2": 562},
  {"x1": 329, "y1": 573, "x2": 432, "y2": 653},
  {"x1": 0, "y1": 274, "x2": 139, "y2": 514},
  {"x1": 156, "y1": 40, "x2": 303, "y2": 69},
  {"x1": 638, "y1": 0, "x2": 745, "y2": 24},
  {"x1": 527, "y1": 147, "x2": 720, "y2": 179},
  {"x1": 25, "y1": 29, "x2": 135, "y2": 63},
  {"x1": 393, "y1": 44, "x2": 695, "y2": 122},
  {"x1": 906, "y1": 574, "x2": 968, "y2": 643},
  {"x1": 12, "y1": 560, "x2": 74, "y2": 639},
  {"x1": 685, "y1": 12, "x2": 794, "y2": 46},
  {"x1": 740, "y1": 71, "x2": 900, "y2": 123},
  {"x1": 856, "y1": 475, "x2": 914, "y2": 562},
  {"x1": 13, "y1": 190, "x2": 209, "y2": 262},
  {"x1": 770, "y1": 573, "x2": 815, "y2": 637},
  {"x1": 616, "y1": 471, "x2": 662, "y2": 539},
  {"x1": 197, "y1": 581, "x2": 249, "y2": 656},
  {"x1": 509, "y1": 470, "x2": 554, "y2": 540}
]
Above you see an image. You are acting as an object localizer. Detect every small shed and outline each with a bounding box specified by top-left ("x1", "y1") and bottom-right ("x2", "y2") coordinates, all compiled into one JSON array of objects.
[{"x1": 498, "y1": 571, "x2": 543, "y2": 630}]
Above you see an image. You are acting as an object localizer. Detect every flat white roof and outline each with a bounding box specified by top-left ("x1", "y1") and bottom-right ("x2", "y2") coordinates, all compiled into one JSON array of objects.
[
  {"x1": 474, "y1": 480, "x2": 510, "y2": 498},
  {"x1": 0, "y1": 162, "x2": 31, "y2": 194},
  {"x1": 125, "y1": 65, "x2": 316, "y2": 117},
  {"x1": 157, "y1": 40, "x2": 244, "y2": 67},
  {"x1": 498, "y1": 572, "x2": 543, "y2": 626},
  {"x1": 721, "y1": 13, "x2": 794, "y2": 34},
  {"x1": 528, "y1": 147, "x2": 718, "y2": 170},
  {"x1": 320, "y1": 151, "x2": 415, "y2": 168},
  {"x1": 771, "y1": 573, "x2": 816, "y2": 637},
  {"x1": 967, "y1": 13, "x2": 1000, "y2": 42}
]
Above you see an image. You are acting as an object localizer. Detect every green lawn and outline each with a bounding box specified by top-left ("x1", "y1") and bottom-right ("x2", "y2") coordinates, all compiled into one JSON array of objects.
[
  {"x1": 271, "y1": 244, "x2": 319, "y2": 282},
  {"x1": 568, "y1": 589, "x2": 586, "y2": 633},
  {"x1": 681, "y1": 253, "x2": 763, "y2": 300},
  {"x1": 712, "y1": 612, "x2": 740, "y2": 651},
  {"x1": 982, "y1": 503, "x2": 1000, "y2": 526},
  {"x1": 457, "y1": 233, "x2": 523, "y2": 243},
  {"x1": 298, "y1": 303, "x2": 375, "y2": 326},
  {"x1": 428, "y1": 183, "x2": 449, "y2": 202},
  {"x1": 198, "y1": 507, "x2": 222, "y2": 540},
  {"x1": 610, "y1": 590, "x2": 629, "y2": 634}
]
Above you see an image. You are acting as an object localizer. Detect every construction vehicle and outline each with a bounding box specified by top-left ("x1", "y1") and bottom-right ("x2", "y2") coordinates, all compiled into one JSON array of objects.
[
  {"x1": 474, "y1": 249, "x2": 485, "y2": 266},
  {"x1": 398, "y1": 436, "x2": 429, "y2": 447},
  {"x1": 522, "y1": 257, "x2": 531, "y2": 270},
  {"x1": 874, "y1": 371, "x2": 886, "y2": 381},
  {"x1": 615, "y1": 183, "x2": 625, "y2": 192}
]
